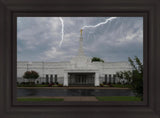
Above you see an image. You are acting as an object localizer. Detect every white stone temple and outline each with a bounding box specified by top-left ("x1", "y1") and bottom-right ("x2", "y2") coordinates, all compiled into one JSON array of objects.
[{"x1": 17, "y1": 29, "x2": 132, "y2": 86}]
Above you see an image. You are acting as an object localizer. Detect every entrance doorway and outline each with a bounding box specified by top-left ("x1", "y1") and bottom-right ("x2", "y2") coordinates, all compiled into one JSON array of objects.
[{"x1": 68, "y1": 73, "x2": 95, "y2": 86}]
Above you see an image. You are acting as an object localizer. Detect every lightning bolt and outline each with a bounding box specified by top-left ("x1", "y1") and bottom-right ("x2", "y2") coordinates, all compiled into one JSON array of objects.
[
  {"x1": 58, "y1": 17, "x2": 117, "y2": 48},
  {"x1": 81, "y1": 17, "x2": 117, "y2": 30},
  {"x1": 59, "y1": 17, "x2": 64, "y2": 47}
]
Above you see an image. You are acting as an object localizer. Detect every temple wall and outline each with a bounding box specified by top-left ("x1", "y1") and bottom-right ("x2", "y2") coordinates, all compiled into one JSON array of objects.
[{"x1": 17, "y1": 61, "x2": 132, "y2": 85}]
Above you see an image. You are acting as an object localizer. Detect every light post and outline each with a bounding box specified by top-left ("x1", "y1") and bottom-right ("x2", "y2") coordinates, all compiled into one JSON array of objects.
[{"x1": 27, "y1": 61, "x2": 32, "y2": 71}]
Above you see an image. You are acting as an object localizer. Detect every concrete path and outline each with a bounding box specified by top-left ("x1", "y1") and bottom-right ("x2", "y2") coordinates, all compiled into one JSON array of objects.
[
  {"x1": 62, "y1": 96, "x2": 98, "y2": 101},
  {"x1": 18, "y1": 96, "x2": 99, "y2": 101}
]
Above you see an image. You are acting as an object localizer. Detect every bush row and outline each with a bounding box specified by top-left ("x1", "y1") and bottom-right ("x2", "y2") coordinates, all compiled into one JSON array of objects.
[
  {"x1": 17, "y1": 82, "x2": 63, "y2": 87},
  {"x1": 100, "y1": 83, "x2": 131, "y2": 88}
]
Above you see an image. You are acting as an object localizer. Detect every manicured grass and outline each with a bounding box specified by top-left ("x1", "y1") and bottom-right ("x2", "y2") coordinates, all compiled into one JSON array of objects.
[
  {"x1": 111, "y1": 84, "x2": 132, "y2": 88},
  {"x1": 103, "y1": 85, "x2": 109, "y2": 87},
  {"x1": 17, "y1": 84, "x2": 49, "y2": 87},
  {"x1": 96, "y1": 96, "x2": 141, "y2": 101},
  {"x1": 17, "y1": 98, "x2": 64, "y2": 102}
]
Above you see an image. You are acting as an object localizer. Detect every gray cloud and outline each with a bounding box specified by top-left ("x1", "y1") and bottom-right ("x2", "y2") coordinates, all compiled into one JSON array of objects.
[{"x1": 17, "y1": 17, "x2": 143, "y2": 62}]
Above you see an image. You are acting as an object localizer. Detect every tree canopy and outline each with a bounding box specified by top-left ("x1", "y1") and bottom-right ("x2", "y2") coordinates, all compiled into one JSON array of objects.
[
  {"x1": 116, "y1": 56, "x2": 143, "y2": 100},
  {"x1": 91, "y1": 57, "x2": 104, "y2": 62},
  {"x1": 23, "y1": 70, "x2": 39, "y2": 79}
]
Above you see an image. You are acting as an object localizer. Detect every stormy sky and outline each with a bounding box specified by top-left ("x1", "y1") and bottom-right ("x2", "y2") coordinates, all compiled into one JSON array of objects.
[{"x1": 17, "y1": 17, "x2": 143, "y2": 62}]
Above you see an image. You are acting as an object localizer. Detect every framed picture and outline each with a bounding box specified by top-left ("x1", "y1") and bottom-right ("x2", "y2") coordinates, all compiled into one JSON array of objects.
[
  {"x1": 16, "y1": 16, "x2": 144, "y2": 103},
  {"x1": 0, "y1": 0, "x2": 160, "y2": 118}
]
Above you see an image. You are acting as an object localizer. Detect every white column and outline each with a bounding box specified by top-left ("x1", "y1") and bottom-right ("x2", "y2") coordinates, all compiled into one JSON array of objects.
[
  {"x1": 95, "y1": 72, "x2": 100, "y2": 86},
  {"x1": 111, "y1": 74, "x2": 113, "y2": 84},
  {"x1": 64, "y1": 72, "x2": 68, "y2": 86}
]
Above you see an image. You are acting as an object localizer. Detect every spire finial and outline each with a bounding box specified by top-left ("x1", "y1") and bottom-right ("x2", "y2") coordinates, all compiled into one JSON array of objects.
[{"x1": 80, "y1": 29, "x2": 83, "y2": 36}]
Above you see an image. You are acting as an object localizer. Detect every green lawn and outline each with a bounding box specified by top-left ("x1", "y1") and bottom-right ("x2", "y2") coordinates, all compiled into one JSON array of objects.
[
  {"x1": 17, "y1": 98, "x2": 64, "y2": 102},
  {"x1": 17, "y1": 84, "x2": 49, "y2": 87},
  {"x1": 96, "y1": 96, "x2": 141, "y2": 101},
  {"x1": 111, "y1": 84, "x2": 132, "y2": 88},
  {"x1": 17, "y1": 84, "x2": 60, "y2": 87}
]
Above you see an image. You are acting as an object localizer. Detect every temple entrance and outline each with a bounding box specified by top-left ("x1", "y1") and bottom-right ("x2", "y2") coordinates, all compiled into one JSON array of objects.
[{"x1": 68, "y1": 73, "x2": 95, "y2": 86}]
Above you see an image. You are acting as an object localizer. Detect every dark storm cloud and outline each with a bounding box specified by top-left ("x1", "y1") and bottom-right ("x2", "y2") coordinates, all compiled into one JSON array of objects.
[{"x1": 17, "y1": 17, "x2": 143, "y2": 62}]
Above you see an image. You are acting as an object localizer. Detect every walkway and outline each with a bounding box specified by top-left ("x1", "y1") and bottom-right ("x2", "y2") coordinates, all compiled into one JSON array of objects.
[
  {"x1": 61, "y1": 96, "x2": 98, "y2": 101},
  {"x1": 18, "y1": 96, "x2": 99, "y2": 101},
  {"x1": 17, "y1": 87, "x2": 130, "y2": 89}
]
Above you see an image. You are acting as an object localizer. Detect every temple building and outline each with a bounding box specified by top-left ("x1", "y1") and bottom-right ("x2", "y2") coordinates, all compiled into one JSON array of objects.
[{"x1": 17, "y1": 30, "x2": 132, "y2": 86}]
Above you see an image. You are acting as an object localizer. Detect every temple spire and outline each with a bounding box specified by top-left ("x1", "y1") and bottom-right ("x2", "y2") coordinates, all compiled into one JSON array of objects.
[
  {"x1": 78, "y1": 29, "x2": 84, "y2": 56},
  {"x1": 80, "y1": 29, "x2": 83, "y2": 36}
]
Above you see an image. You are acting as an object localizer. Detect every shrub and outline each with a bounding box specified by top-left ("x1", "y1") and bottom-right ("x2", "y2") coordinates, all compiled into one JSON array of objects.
[
  {"x1": 103, "y1": 82, "x2": 107, "y2": 84},
  {"x1": 55, "y1": 82, "x2": 59, "y2": 85},
  {"x1": 35, "y1": 84, "x2": 49, "y2": 87},
  {"x1": 117, "y1": 82, "x2": 121, "y2": 84},
  {"x1": 58, "y1": 84, "x2": 63, "y2": 87},
  {"x1": 42, "y1": 82, "x2": 45, "y2": 85},
  {"x1": 45, "y1": 82, "x2": 49, "y2": 85},
  {"x1": 48, "y1": 83, "x2": 54, "y2": 87},
  {"x1": 103, "y1": 85, "x2": 109, "y2": 87},
  {"x1": 107, "y1": 83, "x2": 113, "y2": 87},
  {"x1": 20, "y1": 82, "x2": 26, "y2": 85},
  {"x1": 27, "y1": 82, "x2": 35, "y2": 85},
  {"x1": 52, "y1": 85, "x2": 58, "y2": 87},
  {"x1": 100, "y1": 83, "x2": 104, "y2": 87}
]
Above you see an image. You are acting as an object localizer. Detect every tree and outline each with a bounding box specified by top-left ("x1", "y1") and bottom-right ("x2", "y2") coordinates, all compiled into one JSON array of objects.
[
  {"x1": 116, "y1": 56, "x2": 143, "y2": 100},
  {"x1": 23, "y1": 70, "x2": 39, "y2": 85},
  {"x1": 91, "y1": 57, "x2": 104, "y2": 62},
  {"x1": 116, "y1": 71, "x2": 132, "y2": 84}
]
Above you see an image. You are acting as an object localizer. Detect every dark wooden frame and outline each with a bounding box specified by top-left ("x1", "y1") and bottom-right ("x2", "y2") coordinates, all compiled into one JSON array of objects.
[{"x1": 0, "y1": 0, "x2": 160, "y2": 118}]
